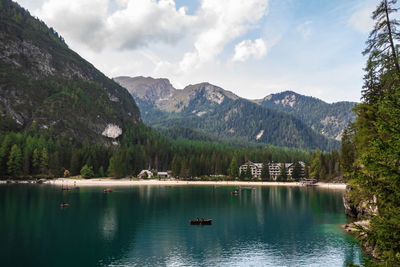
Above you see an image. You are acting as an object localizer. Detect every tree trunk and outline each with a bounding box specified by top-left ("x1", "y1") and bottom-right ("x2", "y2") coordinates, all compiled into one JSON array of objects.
[{"x1": 384, "y1": 0, "x2": 400, "y2": 74}]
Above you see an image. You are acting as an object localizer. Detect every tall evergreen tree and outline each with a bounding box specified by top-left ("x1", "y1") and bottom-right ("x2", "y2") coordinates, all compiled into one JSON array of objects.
[
  {"x1": 7, "y1": 144, "x2": 22, "y2": 177},
  {"x1": 291, "y1": 162, "x2": 302, "y2": 181},
  {"x1": 362, "y1": 0, "x2": 400, "y2": 104},
  {"x1": 345, "y1": 0, "x2": 400, "y2": 264},
  {"x1": 278, "y1": 163, "x2": 287, "y2": 181},
  {"x1": 40, "y1": 148, "x2": 49, "y2": 174},
  {"x1": 245, "y1": 162, "x2": 252, "y2": 180},
  {"x1": 260, "y1": 161, "x2": 270, "y2": 181},
  {"x1": 32, "y1": 148, "x2": 40, "y2": 174},
  {"x1": 310, "y1": 149, "x2": 322, "y2": 180},
  {"x1": 229, "y1": 156, "x2": 239, "y2": 178},
  {"x1": 22, "y1": 147, "x2": 30, "y2": 176}
]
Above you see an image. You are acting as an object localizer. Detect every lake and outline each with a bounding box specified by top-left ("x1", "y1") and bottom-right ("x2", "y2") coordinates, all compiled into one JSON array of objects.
[{"x1": 0, "y1": 184, "x2": 363, "y2": 266}]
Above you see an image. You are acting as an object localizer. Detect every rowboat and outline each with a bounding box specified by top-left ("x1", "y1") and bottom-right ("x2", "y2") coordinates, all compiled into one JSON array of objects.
[
  {"x1": 104, "y1": 188, "x2": 113, "y2": 193},
  {"x1": 190, "y1": 219, "x2": 212, "y2": 225},
  {"x1": 60, "y1": 203, "x2": 69, "y2": 208},
  {"x1": 242, "y1": 186, "x2": 256, "y2": 190}
]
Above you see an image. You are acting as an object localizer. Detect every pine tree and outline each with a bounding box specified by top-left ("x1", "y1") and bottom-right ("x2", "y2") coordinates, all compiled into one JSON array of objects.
[
  {"x1": 40, "y1": 148, "x2": 49, "y2": 174},
  {"x1": 171, "y1": 155, "x2": 181, "y2": 177},
  {"x1": 260, "y1": 161, "x2": 270, "y2": 181},
  {"x1": 345, "y1": 1, "x2": 400, "y2": 264},
  {"x1": 238, "y1": 165, "x2": 245, "y2": 180},
  {"x1": 245, "y1": 162, "x2": 252, "y2": 180},
  {"x1": 278, "y1": 163, "x2": 287, "y2": 181},
  {"x1": 362, "y1": 0, "x2": 400, "y2": 104},
  {"x1": 310, "y1": 149, "x2": 322, "y2": 180},
  {"x1": 229, "y1": 156, "x2": 239, "y2": 178},
  {"x1": 80, "y1": 164, "x2": 94, "y2": 178},
  {"x1": 32, "y1": 148, "x2": 40, "y2": 174},
  {"x1": 7, "y1": 144, "x2": 22, "y2": 177},
  {"x1": 70, "y1": 149, "x2": 82, "y2": 175},
  {"x1": 22, "y1": 147, "x2": 30, "y2": 175},
  {"x1": 291, "y1": 162, "x2": 302, "y2": 181}
]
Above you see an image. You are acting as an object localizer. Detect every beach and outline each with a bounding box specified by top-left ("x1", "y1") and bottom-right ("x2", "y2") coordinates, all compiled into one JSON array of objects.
[{"x1": 44, "y1": 178, "x2": 347, "y2": 189}]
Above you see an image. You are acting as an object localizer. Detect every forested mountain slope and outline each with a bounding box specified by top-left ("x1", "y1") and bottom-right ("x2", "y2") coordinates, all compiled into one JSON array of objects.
[
  {"x1": 115, "y1": 76, "x2": 339, "y2": 150},
  {"x1": 0, "y1": 0, "x2": 141, "y2": 144},
  {"x1": 254, "y1": 91, "x2": 356, "y2": 140}
]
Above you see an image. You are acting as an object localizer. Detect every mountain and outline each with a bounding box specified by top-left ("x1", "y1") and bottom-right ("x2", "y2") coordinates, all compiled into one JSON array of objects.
[
  {"x1": 0, "y1": 0, "x2": 141, "y2": 144},
  {"x1": 114, "y1": 76, "x2": 340, "y2": 150},
  {"x1": 253, "y1": 91, "x2": 356, "y2": 140}
]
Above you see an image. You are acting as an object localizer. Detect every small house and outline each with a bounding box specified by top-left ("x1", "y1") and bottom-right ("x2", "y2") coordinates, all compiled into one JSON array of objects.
[
  {"x1": 157, "y1": 171, "x2": 170, "y2": 178},
  {"x1": 138, "y1": 170, "x2": 153, "y2": 179}
]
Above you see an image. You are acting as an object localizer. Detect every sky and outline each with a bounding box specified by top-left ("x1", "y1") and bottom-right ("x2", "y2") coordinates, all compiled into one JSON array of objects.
[{"x1": 15, "y1": 0, "x2": 378, "y2": 103}]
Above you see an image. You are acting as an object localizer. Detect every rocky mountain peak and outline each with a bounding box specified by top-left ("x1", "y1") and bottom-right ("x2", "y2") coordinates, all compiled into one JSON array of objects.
[
  {"x1": 114, "y1": 76, "x2": 175, "y2": 102},
  {"x1": 0, "y1": 1, "x2": 141, "y2": 144}
]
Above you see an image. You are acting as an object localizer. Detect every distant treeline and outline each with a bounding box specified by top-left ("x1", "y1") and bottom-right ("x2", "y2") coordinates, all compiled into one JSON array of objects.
[{"x1": 0, "y1": 123, "x2": 344, "y2": 181}]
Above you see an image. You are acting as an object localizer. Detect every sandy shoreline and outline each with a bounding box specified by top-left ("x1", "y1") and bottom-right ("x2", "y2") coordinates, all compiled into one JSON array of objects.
[{"x1": 42, "y1": 178, "x2": 347, "y2": 189}]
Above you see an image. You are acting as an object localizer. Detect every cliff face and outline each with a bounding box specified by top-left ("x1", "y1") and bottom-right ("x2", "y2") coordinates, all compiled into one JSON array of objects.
[
  {"x1": 343, "y1": 186, "x2": 378, "y2": 219},
  {"x1": 0, "y1": 0, "x2": 141, "y2": 144},
  {"x1": 343, "y1": 185, "x2": 380, "y2": 259}
]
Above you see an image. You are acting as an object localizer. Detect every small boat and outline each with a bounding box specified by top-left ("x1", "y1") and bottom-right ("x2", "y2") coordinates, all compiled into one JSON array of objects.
[
  {"x1": 61, "y1": 187, "x2": 70, "y2": 191},
  {"x1": 60, "y1": 203, "x2": 69, "y2": 208},
  {"x1": 231, "y1": 190, "x2": 239, "y2": 195},
  {"x1": 190, "y1": 218, "x2": 212, "y2": 225},
  {"x1": 104, "y1": 188, "x2": 113, "y2": 193}
]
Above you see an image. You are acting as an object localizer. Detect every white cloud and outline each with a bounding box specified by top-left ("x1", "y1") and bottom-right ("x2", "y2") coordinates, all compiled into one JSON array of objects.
[
  {"x1": 37, "y1": 0, "x2": 108, "y2": 50},
  {"x1": 348, "y1": 5, "x2": 374, "y2": 34},
  {"x1": 106, "y1": 0, "x2": 195, "y2": 49},
  {"x1": 36, "y1": 0, "x2": 195, "y2": 51},
  {"x1": 33, "y1": 0, "x2": 268, "y2": 72},
  {"x1": 296, "y1": 21, "x2": 313, "y2": 40},
  {"x1": 232, "y1": 38, "x2": 267, "y2": 62},
  {"x1": 178, "y1": 0, "x2": 269, "y2": 72}
]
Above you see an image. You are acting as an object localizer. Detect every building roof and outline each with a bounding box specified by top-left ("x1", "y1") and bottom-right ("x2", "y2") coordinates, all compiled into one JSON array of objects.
[{"x1": 139, "y1": 170, "x2": 153, "y2": 175}]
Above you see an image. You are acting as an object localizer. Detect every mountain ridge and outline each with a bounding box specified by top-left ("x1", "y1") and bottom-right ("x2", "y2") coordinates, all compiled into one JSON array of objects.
[
  {"x1": 255, "y1": 90, "x2": 356, "y2": 140},
  {"x1": 0, "y1": 0, "x2": 141, "y2": 144},
  {"x1": 115, "y1": 76, "x2": 346, "y2": 150}
]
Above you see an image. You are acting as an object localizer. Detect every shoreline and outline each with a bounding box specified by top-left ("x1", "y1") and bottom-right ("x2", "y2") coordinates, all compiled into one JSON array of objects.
[{"x1": 38, "y1": 178, "x2": 347, "y2": 189}]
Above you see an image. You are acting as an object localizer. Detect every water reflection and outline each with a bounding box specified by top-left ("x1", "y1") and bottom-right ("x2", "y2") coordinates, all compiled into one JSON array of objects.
[{"x1": 0, "y1": 185, "x2": 363, "y2": 266}]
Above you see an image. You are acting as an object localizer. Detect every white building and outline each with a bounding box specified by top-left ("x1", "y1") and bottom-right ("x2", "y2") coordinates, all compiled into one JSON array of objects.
[
  {"x1": 239, "y1": 161, "x2": 305, "y2": 180},
  {"x1": 138, "y1": 170, "x2": 153, "y2": 179},
  {"x1": 239, "y1": 162, "x2": 263, "y2": 178},
  {"x1": 157, "y1": 171, "x2": 170, "y2": 178}
]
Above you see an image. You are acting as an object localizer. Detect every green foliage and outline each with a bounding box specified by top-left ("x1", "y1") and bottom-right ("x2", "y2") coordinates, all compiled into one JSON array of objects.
[
  {"x1": 80, "y1": 164, "x2": 94, "y2": 178},
  {"x1": 7, "y1": 144, "x2": 22, "y2": 177},
  {"x1": 291, "y1": 162, "x2": 302, "y2": 181},
  {"x1": 260, "y1": 91, "x2": 356, "y2": 141},
  {"x1": 278, "y1": 163, "x2": 287, "y2": 181},
  {"x1": 228, "y1": 157, "x2": 239, "y2": 178},
  {"x1": 344, "y1": 1, "x2": 400, "y2": 265},
  {"x1": 0, "y1": 0, "x2": 141, "y2": 145},
  {"x1": 40, "y1": 148, "x2": 48, "y2": 174},
  {"x1": 310, "y1": 149, "x2": 341, "y2": 181},
  {"x1": 260, "y1": 161, "x2": 270, "y2": 181},
  {"x1": 139, "y1": 94, "x2": 339, "y2": 151},
  {"x1": 0, "y1": 126, "x2": 311, "y2": 180},
  {"x1": 340, "y1": 128, "x2": 356, "y2": 175},
  {"x1": 245, "y1": 162, "x2": 252, "y2": 180}
]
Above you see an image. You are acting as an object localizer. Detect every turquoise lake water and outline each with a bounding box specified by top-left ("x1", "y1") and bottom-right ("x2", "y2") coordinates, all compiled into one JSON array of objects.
[{"x1": 0, "y1": 184, "x2": 363, "y2": 266}]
